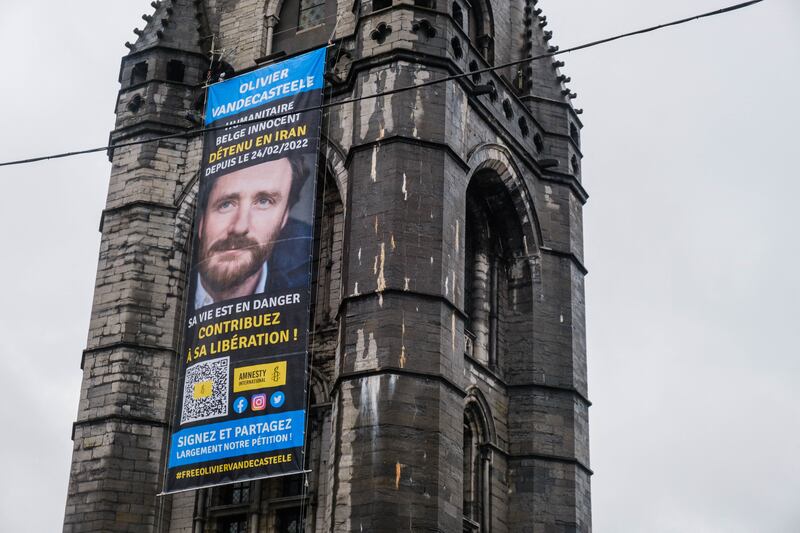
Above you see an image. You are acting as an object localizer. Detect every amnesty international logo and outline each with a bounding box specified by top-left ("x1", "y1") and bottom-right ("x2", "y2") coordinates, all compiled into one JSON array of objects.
[{"x1": 233, "y1": 361, "x2": 287, "y2": 392}]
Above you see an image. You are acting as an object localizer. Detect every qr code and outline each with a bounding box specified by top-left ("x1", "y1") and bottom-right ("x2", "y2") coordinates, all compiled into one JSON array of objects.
[{"x1": 180, "y1": 357, "x2": 230, "y2": 425}]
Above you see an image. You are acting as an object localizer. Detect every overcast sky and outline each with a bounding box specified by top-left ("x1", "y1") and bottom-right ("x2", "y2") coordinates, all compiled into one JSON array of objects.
[{"x1": 0, "y1": 1, "x2": 797, "y2": 531}]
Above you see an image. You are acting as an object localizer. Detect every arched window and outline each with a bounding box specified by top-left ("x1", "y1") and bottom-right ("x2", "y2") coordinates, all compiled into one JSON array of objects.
[
  {"x1": 466, "y1": 0, "x2": 493, "y2": 64},
  {"x1": 464, "y1": 175, "x2": 503, "y2": 368},
  {"x1": 272, "y1": 0, "x2": 336, "y2": 57},
  {"x1": 464, "y1": 167, "x2": 532, "y2": 373},
  {"x1": 463, "y1": 399, "x2": 492, "y2": 532}
]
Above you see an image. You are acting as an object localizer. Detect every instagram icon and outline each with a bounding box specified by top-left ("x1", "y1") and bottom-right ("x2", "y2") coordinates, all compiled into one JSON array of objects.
[{"x1": 251, "y1": 394, "x2": 267, "y2": 411}]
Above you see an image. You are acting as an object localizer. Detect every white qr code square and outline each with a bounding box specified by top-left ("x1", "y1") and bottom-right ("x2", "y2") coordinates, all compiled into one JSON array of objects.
[{"x1": 180, "y1": 357, "x2": 230, "y2": 425}]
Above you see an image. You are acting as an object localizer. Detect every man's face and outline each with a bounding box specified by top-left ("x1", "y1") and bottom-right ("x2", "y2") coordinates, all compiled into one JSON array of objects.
[{"x1": 197, "y1": 158, "x2": 293, "y2": 294}]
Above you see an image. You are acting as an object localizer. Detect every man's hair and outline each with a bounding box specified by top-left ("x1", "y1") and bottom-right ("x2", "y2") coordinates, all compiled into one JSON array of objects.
[{"x1": 196, "y1": 154, "x2": 309, "y2": 220}]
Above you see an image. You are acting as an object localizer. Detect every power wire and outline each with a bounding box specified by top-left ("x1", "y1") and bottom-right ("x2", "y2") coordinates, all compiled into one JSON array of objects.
[{"x1": 0, "y1": 0, "x2": 763, "y2": 168}]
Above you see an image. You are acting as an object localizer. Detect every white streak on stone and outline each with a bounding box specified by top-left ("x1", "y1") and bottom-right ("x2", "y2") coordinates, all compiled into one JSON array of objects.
[
  {"x1": 377, "y1": 242, "x2": 386, "y2": 307},
  {"x1": 356, "y1": 329, "x2": 365, "y2": 360},
  {"x1": 451, "y1": 312, "x2": 456, "y2": 352},
  {"x1": 359, "y1": 374, "x2": 381, "y2": 426},
  {"x1": 400, "y1": 317, "x2": 406, "y2": 368},
  {"x1": 371, "y1": 145, "x2": 378, "y2": 182}
]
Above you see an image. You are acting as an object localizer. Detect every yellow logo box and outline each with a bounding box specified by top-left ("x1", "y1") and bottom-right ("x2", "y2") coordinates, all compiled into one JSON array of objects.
[
  {"x1": 193, "y1": 380, "x2": 213, "y2": 399},
  {"x1": 233, "y1": 361, "x2": 287, "y2": 392}
]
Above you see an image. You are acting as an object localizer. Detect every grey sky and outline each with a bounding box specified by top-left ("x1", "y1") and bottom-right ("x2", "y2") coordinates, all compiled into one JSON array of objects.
[{"x1": 0, "y1": 1, "x2": 797, "y2": 531}]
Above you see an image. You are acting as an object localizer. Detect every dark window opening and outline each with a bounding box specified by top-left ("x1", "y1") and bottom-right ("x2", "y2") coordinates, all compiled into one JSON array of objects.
[
  {"x1": 468, "y1": 4, "x2": 481, "y2": 43},
  {"x1": 220, "y1": 515, "x2": 248, "y2": 533},
  {"x1": 514, "y1": 68, "x2": 525, "y2": 92},
  {"x1": 464, "y1": 210, "x2": 476, "y2": 336},
  {"x1": 518, "y1": 117, "x2": 529, "y2": 137},
  {"x1": 275, "y1": 507, "x2": 305, "y2": 533},
  {"x1": 570, "y1": 122, "x2": 580, "y2": 144},
  {"x1": 533, "y1": 133, "x2": 544, "y2": 153},
  {"x1": 452, "y1": 37, "x2": 464, "y2": 58},
  {"x1": 219, "y1": 482, "x2": 251, "y2": 505},
  {"x1": 465, "y1": 178, "x2": 502, "y2": 369},
  {"x1": 373, "y1": 0, "x2": 392, "y2": 10},
  {"x1": 486, "y1": 80, "x2": 497, "y2": 102},
  {"x1": 463, "y1": 404, "x2": 491, "y2": 532},
  {"x1": 466, "y1": 1, "x2": 493, "y2": 64},
  {"x1": 463, "y1": 414, "x2": 480, "y2": 528},
  {"x1": 126, "y1": 94, "x2": 143, "y2": 113},
  {"x1": 469, "y1": 60, "x2": 480, "y2": 83},
  {"x1": 282, "y1": 474, "x2": 304, "y2": 498},
  {"x1": 299, "y1": 0, "x2": 326, "y2": 30},
  {"x1": 130, "y1": 61, "x2": 148, "y2": 85},
  {"x1": 502, "y1": 99, "x2": 513, "y2": 119},
  {"x1": 166, "y1": 60, "x2": 185, "y2": 82},
  {"x1": 571, "y1": 154, "x2": 580, "y2": 174},
  {"x1": 453, "y1": 2, "x2": 464, "y2": 27}
]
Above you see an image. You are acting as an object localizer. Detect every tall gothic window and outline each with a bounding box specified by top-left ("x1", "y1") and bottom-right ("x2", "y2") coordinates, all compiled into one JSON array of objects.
[
  {"x1": 466, "y1": 1, "x2": 493, "y2": 64},
  {"x1": 464, "y1": 165, "x2": 535, "y2": 385},
  {"x1": 464, "y1": 179, "x2": 502, "y2": 368},
  {"x1": 463, "y1": 401, "x2": 492, "y2": 532}
]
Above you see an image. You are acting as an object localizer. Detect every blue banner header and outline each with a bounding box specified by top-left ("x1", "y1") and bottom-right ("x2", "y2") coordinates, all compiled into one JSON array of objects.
[
  {"x1": 169, "y1": 410, "x2": 306, "y2": 467},
  {"x1": 205, "y1": 48, "x2": 326, "y2": 125}
]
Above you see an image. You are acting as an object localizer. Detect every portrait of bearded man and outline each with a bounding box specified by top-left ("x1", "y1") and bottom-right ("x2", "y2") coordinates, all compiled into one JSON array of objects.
[{"x1": 193, "y1": 156, "x2": 312, "y2": 310}]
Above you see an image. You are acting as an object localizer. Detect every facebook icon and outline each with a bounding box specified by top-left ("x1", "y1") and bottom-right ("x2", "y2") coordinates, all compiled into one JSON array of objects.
[{"x1": 233, "y1": 396, "x2": 248, "y2": 414}]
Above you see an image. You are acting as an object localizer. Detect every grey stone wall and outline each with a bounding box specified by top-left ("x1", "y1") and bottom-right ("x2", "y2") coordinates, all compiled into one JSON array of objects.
[{"x1": 66, "y1": 0, "x2": 591, "y2": 531}]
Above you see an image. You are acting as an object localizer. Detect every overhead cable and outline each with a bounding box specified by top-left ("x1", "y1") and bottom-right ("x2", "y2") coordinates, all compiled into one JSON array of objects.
[{"x1": 0, "y1": 0, "x2": 763, "y2": 168}]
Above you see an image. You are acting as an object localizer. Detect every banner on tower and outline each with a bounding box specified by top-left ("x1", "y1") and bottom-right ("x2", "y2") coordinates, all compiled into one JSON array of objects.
[{"x1": 163, "y1": 47, "x2": 326, "y2": 494}]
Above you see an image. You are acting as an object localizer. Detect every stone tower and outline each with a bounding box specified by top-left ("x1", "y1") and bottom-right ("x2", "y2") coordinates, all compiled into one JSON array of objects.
[{"x1": 64, "y1": 1, "x2": 591, "y2": 532}]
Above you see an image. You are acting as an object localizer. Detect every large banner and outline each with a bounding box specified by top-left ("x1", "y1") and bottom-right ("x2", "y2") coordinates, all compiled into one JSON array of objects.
[{"x1": 164, "y1": 48, "x2": 326, "y2": 493}]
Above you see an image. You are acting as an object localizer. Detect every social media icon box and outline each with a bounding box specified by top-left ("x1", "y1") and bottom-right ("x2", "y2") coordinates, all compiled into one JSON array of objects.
[{"x1": 251, "y1": 393, "x2": 267, "y2": 411}]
